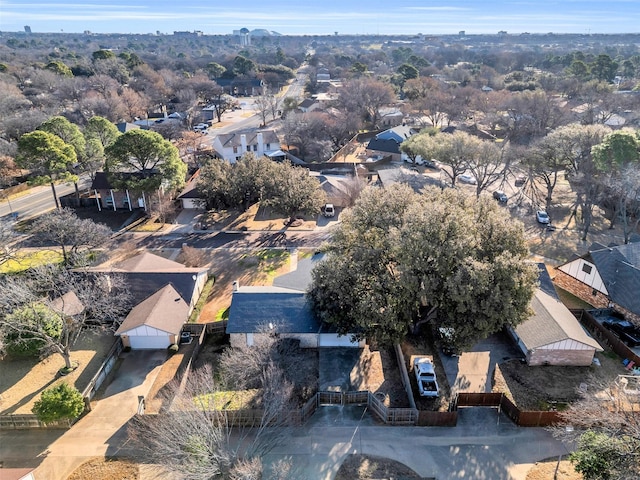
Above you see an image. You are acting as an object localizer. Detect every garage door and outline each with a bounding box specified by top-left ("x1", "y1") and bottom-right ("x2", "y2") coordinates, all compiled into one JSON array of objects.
[
  {"x1": 128, "y1": 335, "x2": 171, "y2": 350},
  {"x1": 318, "y1": 333, "x2": 359, "y2": 348}
]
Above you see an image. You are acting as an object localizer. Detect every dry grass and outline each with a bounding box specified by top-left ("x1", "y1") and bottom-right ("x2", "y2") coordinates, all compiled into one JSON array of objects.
[
  {"x1": 0, "y1": 331, "x2": 115, "y2": 414},
  {"x1": 492, "y1": 351, "x2": 627, "y2": 410},
  {"x1": 200, "y1": 203, "x2": 317, "y2": 232},
  {"x1": 66, "y1": 457, "x2": 139, "y2": 480},
  {"x1": 526, "y1": 458, "x2": 583, "y2": 480}
]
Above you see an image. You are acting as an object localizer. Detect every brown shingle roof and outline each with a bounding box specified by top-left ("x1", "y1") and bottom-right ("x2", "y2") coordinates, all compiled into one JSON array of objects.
[
  {"x1": 115, "y1": 284, "x2": 189, "y2": 336},
  {"x1": 48, "y1": 291, "x2": 84, "y2": 317}
]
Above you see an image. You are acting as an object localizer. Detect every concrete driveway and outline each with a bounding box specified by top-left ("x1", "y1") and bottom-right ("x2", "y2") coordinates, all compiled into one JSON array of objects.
[
  {"x1": 0, "y1": 350, "x2": 166, "y2": 479},
  {"x1": 262, "y1": 406, "x2": 569, "y2": 480},
  {"x1": 441, "y1": 331, "x2": 524, "y2": 393}
]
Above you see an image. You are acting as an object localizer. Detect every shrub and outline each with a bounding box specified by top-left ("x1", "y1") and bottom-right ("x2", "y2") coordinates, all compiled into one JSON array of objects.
[
  {"x1": 32, "y1": 383, "x2": 85, "y2": 423},
  {"x1": 168, "y1": 344, "x2": 179, "y2": 353},
  {"x1": 4, "y1": 303, "x2": 62, "y2": 357}
]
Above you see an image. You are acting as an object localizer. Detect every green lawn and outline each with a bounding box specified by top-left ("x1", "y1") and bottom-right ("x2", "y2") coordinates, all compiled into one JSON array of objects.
[{"x1": 0, "y1": 250, "x2": 63, "y2": 274}]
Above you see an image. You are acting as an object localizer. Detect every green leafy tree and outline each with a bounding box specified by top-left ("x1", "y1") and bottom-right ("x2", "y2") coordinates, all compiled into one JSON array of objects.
[
  {"x1": 92, "y1": 49, "x2": 116, "y2": 61},
  {"x1": 105, "y1": 129, "x2": 186, "y2": 192},
  {"x1": 16, "y1": 130, "x2": 77, "y2": 209},
  {"x1": 3, "y1": 303, "x2": 62, "y2": 357},
  {"x1": 590, "y1": 54, "x2": 619, "y2": 83},
  {"x1": 32, "y1": 383, "x2": 84, "y2": 423},
  {"x1": 570, "y1": 431, "x2": 624, "y2": 480},
  {"x1": 84, "y1": 116, "x2": 121, "y2": 149},
  {"x1": 308, "y1": 185, "x2": 537, "y2": 347},
  {"x1": 45, "y1": 60, "x2": 73, "y2": 77},
  {"x1": 206, "y1": 62, "x2": 226, "y2": 79},
  {"x1": 233, "y1": 55, "x2": 255, "y2": 76},
  {"x1": 263, "y1": 162, "x2": 326, "y2": 223},
  {"x1": 397, "y1": 63, "x2": 419, "y2": 84}
]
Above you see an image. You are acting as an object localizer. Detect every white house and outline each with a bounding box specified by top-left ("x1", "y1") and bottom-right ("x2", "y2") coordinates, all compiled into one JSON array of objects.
[{"x1": 211, "y1": 130, "x2": 280, "y2": 163}]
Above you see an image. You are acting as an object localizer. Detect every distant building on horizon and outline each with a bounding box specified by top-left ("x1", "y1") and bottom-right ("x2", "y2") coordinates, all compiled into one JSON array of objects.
[
  {"x1": 173, "y1": 31, "x2": 203, "y2": 37},
  {"x1": 234, "y1": 28, "x2": 251, "y2": 46},
  {"x1": 24, "y1": 25, "x2": 31, "y2": 34}
]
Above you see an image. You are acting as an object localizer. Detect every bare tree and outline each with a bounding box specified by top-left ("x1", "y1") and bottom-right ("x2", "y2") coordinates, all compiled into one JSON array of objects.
[
  {"x1": 0, "y1": 265, "x2": 131, "y2": 370},
  {"x1": 554, "y1": 377, "x2": 640, "y2": 480},
  {"x1": 131, "y1": 330, "x2": 297, "y2": 480},
  {"x1": 30, "y1": 208, "x2": 113, "y2": 265}
]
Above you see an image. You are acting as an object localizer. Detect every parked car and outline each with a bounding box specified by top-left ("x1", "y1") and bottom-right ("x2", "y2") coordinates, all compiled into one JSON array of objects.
[
  {"x1": 603, "y1": 320, "x2": 640, "y2": 347},
  {"x1": 493, "y1": 190, "x2": 508, "y2": 203},
  {"x1": 515, "y1": 175, "x2": 526, "y2": 187},
  {"x1": 193, "y1": 123, "x2": 209, "y2": 131},
  {"x1": 423, "y1": 158, "x2": 439, "y2": 169},
  {"x1": 323, "y1": 203, "x2": 335, "y2": 218},
  {"x1": 536, "y1": 210, "x2": 550, "y2": 224},
  {"x1": 413, "y1": 356, "x2": 439, "y2": 397},
  {"x1": 458, "y1": 174, "x2": 477, "y2": 185}
]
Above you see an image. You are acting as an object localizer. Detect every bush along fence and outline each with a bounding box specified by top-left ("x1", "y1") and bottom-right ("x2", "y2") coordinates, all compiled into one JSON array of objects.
[{"x1": 575, "y1": 309, "x2": 640, "y2": 367}]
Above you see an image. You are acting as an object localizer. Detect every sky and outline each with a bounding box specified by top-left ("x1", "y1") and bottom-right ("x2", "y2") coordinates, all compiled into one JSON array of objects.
[{"x1": 1, "y1": 0, "x2": 639, "y2": 36}]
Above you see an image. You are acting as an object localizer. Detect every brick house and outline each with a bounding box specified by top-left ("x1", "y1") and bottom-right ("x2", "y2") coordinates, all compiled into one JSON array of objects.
[
  {"x1": 554, "y1": 241, "x2": 640, "y2": 324},
  {"x1": 509, "y1": 264, "x2": 602, "y2": 366}
]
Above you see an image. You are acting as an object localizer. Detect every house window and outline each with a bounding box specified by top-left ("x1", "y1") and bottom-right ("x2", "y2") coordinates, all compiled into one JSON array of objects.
[
  {"x1": 246, "y1": 146, "x2": 250, "y2": 152},
  {"x1": 233, "y1": 146, "x2": 238, "y2": 153},
  {"x1": 582, "y1": 264, "x2": 592, "y2": 275},
  {"x1": 266, "y1": 143, "x2": 271, "y2": 149},
  {"x1": 253, "y1": 145, "x2": 257, "y2": 151},
  {"x1": 592, "y1": 288, "x2": 598, "y2": 296}
]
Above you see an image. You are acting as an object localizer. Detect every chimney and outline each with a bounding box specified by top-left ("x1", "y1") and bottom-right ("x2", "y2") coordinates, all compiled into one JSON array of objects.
[
  {"x1": 240, "y1": 134, "x2": 247, "y2": 153},
  {"x1": 257, "y1": 132, "x2": 263, "y2": 146}
]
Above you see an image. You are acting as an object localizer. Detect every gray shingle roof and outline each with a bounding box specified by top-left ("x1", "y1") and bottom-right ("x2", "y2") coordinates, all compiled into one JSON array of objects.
[
  {"x1": 586, "y1": 242, "x2": 640, "y2": 316},
  {"x1": 116, "y1": 284, "x2": 189, "y2": 335},
  {"x1": 377, "y1": 167, "x2": 445, "y2": 192},
  {"x1": 226, "y1": 290, "x2": 321, "y2": 334},
  {"x1": 515, "y1": 289, "x2": 602, "y2": 351},
  {"x1": 272, "y1": 253, "x2": 325, "y2": 292}
]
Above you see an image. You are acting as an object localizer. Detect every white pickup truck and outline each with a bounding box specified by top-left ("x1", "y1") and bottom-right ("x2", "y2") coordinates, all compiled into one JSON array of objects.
[{"x1": 413, "y1": 356, "x2": 439, "y2": 397}]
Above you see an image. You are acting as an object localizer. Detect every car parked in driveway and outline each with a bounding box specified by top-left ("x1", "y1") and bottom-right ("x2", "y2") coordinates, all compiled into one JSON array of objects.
[
  {"x1": 493, "y1": 190, "x2": 508, "y2": 203},
  {"x1": 322, "y1": 203, "x2": 335, "y2": 217},
  {"x1": 536, "y1": 210, "x2": 550, "y2": 224},
  {"x1": 603, "y1": 319, "x2": 640, "y2": 347},
  {"x1": 413, "y1": 356, "x2": 439, "y2": 397}
]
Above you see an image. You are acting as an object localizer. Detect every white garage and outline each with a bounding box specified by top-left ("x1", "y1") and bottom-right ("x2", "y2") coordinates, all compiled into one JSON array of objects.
[{"x1": 115, "y1": 284, "x2": 189, "y2": 350}]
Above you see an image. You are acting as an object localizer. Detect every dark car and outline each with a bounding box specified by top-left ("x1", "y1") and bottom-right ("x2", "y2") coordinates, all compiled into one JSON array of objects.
[
  {"x1": 603, "y1": 320, "x2": 640, "y2": 347},
  {"x1": 493, "y1": 190, "x2": 508, "y2": 203}
]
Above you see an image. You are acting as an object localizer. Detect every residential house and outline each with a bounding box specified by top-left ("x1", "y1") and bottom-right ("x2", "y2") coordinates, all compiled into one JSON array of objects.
[
  {"x1": 82, "y1": 251, "x2": 209, "y2": 349},
  {"x1": 378, "y1": 107, "x2": 405, "y2": 128},
  {"x1": 311, "y1": 172, "x2": 357, "y2": 208},
  {"x1": 226, "y1": 253, "x2": 364, "y2": 348},
  {"x1": 177, "y1": 170, "x2": 204, "y2": 210},
  {"x1": 211, "y1": 130, "x2": 280, "y2": 163},
  {"x1": 0, "y1": 468, "x2": 36, "y2": 480},
  {"x1": 115, "y1": 122, "x2": 140, "y2": 134},
  {"x1": 316, "y1": 67, "x2": 330, "y2": 82},
  {"x1": 554, "y1": 241, "x2": 640, "y2": 323},
  {"x1": 366, "y1": 125, "x2": 417, "y2": 161},
  {"x1": 214, "y1": 78, "x2": 265, "y2": 96},
  {"x1": 115, "y1": 284, "x2": 190, "y2": 349},
  {"x1": 509, "y1": 264, "x2": 603, "y2": 366},
  {"x1": 90, "y1": 171, "x2": 148, "y2": 211},
  {"x1": 298, "y1": 98, "x2": 320, "y2": 113}
]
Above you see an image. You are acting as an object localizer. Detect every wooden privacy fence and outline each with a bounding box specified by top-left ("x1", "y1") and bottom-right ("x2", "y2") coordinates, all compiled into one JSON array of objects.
[
  {"x1": 0, "y1": 414, "x2": 72, "y2": 430},
  {"x1": 82, "y1": 338, "x2": 124, "y2": 406},
  {"x1": 575, "y1": 309, "x2": 640, "y2": 366},
  {"x1": 455, "y1": 392, "x2": 562, "y2": 427}
]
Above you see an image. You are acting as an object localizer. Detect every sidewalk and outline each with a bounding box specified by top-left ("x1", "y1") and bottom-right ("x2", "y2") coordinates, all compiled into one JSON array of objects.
[{"x1": 0, "y1": 350, "x2": 166, "y2": 479}]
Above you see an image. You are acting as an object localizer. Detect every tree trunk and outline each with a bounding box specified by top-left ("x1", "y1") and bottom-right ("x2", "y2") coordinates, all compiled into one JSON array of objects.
[{"x1": 50, "y1": 181, "x2": 60, "y2": 210}]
